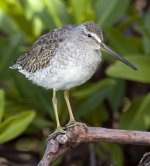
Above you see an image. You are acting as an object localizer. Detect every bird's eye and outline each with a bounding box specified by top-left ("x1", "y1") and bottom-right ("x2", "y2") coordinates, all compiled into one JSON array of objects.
[{"x1": 88, "y1": 34, "x2": 92, "y2": 38}]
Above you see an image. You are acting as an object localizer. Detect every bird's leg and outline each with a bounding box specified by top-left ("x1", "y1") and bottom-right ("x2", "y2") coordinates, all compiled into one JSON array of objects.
[
  {"x1": 64, "y1": 90, "x2": 87, "y2": 128},
  {"x1": 47, "y1": 90, "x2": 66, "y2": 139},
  {"x1": 52, "y1": 90, "x2": 61, "y2": 129},
  {"x1": 52, "y1": 90, "x2": 65, "y2": 132},
  {"x1": 64, "y1": 90, "x2": 76, "y2": 125}
]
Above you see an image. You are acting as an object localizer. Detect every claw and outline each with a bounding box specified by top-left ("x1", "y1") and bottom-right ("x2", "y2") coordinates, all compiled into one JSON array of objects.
[
  {"x1": 66, "y1": 121, "x2": 87, "y2": 128},
  {"x1": 46, "y1": 127, "x2": 66, "y2": 143}
]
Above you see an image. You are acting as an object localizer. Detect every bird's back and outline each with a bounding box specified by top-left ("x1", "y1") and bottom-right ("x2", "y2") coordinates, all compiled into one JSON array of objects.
[{"x1": 10, "y1": 25, "x2": 77, "y2": 73}]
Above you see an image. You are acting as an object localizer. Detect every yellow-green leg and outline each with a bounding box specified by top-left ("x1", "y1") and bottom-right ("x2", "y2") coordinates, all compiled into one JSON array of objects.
[
  {"x1": 64, "y1": 90, "x2": 76, "y2": 125},
  {"x1": 48, "y1": 90, "x2": 66, "y2": 139}
]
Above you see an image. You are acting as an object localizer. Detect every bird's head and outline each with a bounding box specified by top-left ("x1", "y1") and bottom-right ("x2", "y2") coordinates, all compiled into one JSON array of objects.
[{"x1": 79, "y1": 21, "x2": 137, "y2": 70}]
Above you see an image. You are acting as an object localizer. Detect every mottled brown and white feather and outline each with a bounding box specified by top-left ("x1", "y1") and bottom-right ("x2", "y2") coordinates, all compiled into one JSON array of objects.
[{"x1": 10, "y1": 25, "x2": 76, "y2": 73}]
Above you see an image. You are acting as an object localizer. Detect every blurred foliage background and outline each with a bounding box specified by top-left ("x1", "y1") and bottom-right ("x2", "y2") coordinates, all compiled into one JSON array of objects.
[{"x1": 0, "y1": 0, "x2": 150, "y2": 165}]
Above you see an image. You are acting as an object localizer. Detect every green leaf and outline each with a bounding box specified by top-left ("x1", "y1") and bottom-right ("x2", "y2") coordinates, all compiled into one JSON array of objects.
[
  {"x1": 69, "y1": 0, "x2": 95, "y2": 23},
  {"x1": 95, "y1": 143, "x2": 123, "y2": 166},
  {"x1": 0, "y1": 9, "x2": 18, "y2": 34},
  {"x1": 72, "y1": 78, "x2": 116, "y2": 99},
  {"x1": 33, "y1": 116, "x2": 51, "y2": 129},
  {"x1": 110, "y1": 144, "x2": 123, "y2": 166},
  {"x1": 85, "y1": 103, "x2": 108, "y2": 126},
  {"x1": 13, "y1": 77, "x2": 51, "y2": 113},
  {"x1": 106, "y1": 56, "x2": 150, "y2": 83},
  {"x1": 76, "y1": 86, "x2": 113, "y2": 117},
  {"x1": 136, "y1": 10, "x2": 150, "y2": 54},
  {"x1": 0, "y1": 111, "x2": 35, "y2": 143},
  {"x1": 143, "y1": 37, "x2": 150, "y2": 54},
  {"x1": 0, "y1": 0, "x2": 34, "y2": 37},
  {"x1": 44, "y1": 0, "x2": 69, "y2": 26},
  {"x1": 74, "y1": 79, "x2": 116, "y2": 117},
  {"x1": 119, "y1": 93, "x2": 150, "y2": 130},
  {"x1": 0, "y1": 33, "x2": 24, "y2": 80},
  {"x1": 23, "y1": 0, "x2": 44, "y2": 36},
  {"x1": 0, "y1": 90, "x2": 5, "y2": 122},
  {"x1": 143, "y1": 10, "x2": 150, "y2": 36},
  {"x1": 105, "y1": 27, "x2": 142, "y2": 54},
  {"x1": 25, "y1": 0, "x2": 45, "y2": 14},
  {"x1": 95, "y1": 0, "x2": 129, "y2": 26},
  {"x1": 108, "y1": 80, "x2": 125, "y2": 111}
]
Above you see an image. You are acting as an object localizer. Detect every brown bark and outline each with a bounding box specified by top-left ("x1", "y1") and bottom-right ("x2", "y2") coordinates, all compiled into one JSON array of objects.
[{"x1": 38, "y1": 123, "x2": 150, "y2": 166}]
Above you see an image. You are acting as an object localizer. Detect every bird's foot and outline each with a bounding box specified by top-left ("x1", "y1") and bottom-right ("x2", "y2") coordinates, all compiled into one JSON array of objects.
[
  {"x1": 66, "y1": 120, "x2": 87, "y2": 129},
  {"x1": 46, "y1": 127, "x2": 66, "y2": 142}
]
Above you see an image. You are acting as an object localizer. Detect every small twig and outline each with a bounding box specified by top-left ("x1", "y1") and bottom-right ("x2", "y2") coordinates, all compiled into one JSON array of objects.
[
  {"x1": 38, "y1": 123, "x2": 150, "y2": 166},
  {"x1": 138, "y1": 152, "x2": 150, "y2": 166},
  {"x1": 89, "y1": 143, "x2": 96, "y2": 166}
]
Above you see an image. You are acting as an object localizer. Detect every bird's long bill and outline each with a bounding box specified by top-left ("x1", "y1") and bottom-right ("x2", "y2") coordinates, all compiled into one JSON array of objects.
[{"x1": 101, "y1": 42, "x2": 137, "y2": 70}]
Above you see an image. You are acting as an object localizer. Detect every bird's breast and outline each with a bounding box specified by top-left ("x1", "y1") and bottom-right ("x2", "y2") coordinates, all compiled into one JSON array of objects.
[
  {"x1": 25, "y1": 44, "x2": 102, "y2": 90},
  {"x1": 50, "y1": 49, "x2": 102, "y2": 89}
]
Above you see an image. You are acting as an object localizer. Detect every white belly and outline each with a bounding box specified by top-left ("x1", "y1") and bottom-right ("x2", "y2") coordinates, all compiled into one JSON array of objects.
[
  {"x1": 46, "y1": 65, "x2": 97, "y2": 90},
  {"x1": 21, "y1": 51, "x2": 102, "y2": 90}
]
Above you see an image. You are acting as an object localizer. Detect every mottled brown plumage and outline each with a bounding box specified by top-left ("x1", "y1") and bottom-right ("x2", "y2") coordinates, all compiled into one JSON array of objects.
[
  {"x1": 13, "y1": 34, "x2": 62, "y2": 73},
  {"x1": 12, "y1": 25, "x2": 77, "y2": 73}
]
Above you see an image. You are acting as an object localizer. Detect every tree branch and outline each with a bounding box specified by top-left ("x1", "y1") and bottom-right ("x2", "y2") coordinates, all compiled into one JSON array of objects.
[{"x1": 38, "y1": 123, "x2": 150, "y2": 166}]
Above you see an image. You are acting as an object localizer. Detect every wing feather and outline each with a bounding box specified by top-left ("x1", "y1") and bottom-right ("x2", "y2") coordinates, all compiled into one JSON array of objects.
[{"x1": 11, "y1": 30, "x2": 65, "y2": 73}]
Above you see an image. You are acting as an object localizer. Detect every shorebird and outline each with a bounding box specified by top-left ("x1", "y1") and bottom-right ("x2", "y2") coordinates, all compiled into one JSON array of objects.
[{"x1": 10, "y1": 21, "x2": 137, "y2": 135}]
